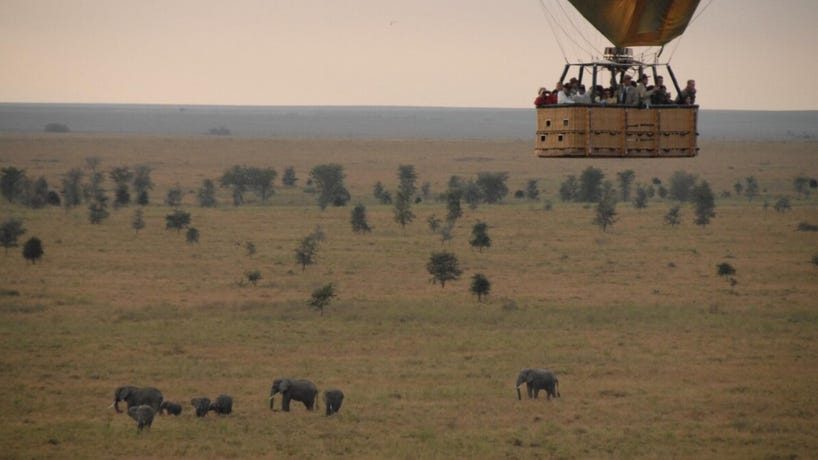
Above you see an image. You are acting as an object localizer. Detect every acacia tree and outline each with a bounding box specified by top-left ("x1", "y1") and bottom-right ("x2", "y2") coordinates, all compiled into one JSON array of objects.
[
  {"x1": 186, "y1": 227, "x2": 200, "y2": 244},
  {"x1": 132, "y1": 208, "x2": 145, "y2": 234},
  {"x1": 0, "y1": 218, "x2": 26, "y2": 254},
  {"x1": 617, "y1": 169, "x2": 636, "y2": 202},
  {"x1": 1, "y1": 167, "x2": 28, "y2": 203},
  {"x1": 197, "y1": 178, "x2": 218, "y2": 207},
  {"x1": 61, "y1": 168, "x2": 84, "y2": 209},
  {"x1": 22, "y1": 237, "x2": 44, "y2": 264},
  {"x1": 397, "y1": 164, "x2": 417, "y2": 198},
  {"x1": 691, "y1": 180, "x2": 716, "y2": 227},
  {"x1": 309, "y1": 283, "x2": 337, "y2": 316},
  {"x1": 310, "y1": 163, "x2": 350, "y2": 210},
  {"x1": 426, "y1": 251, "x2": 462, "y2": 288},
  {"x1": 525, "y1": 179, "x2": 540, "y2": 201},
  {"x1": 393, "y1": 190, "x2": 415, "y2": 229},
  {"x1": 593, "y1": 196, "x2": 617, "y2": 231},
  {"x1": 664, "y1": 205, "x2": 682, "y2": 227},
  {"x1": 295, "y1": 233, "x2": 321, "y2": 271},
  {"x1": 350, "y1": 203, "x2": 372, "y2": 233},
  {"x1": 469, "y1": 221, "x2": 491, "y2": 252},
  {"x1": 476, "y1": 172, "x2": 509, "y2": 204},
  {"x1": 633, "y1": 184, "x2": 649, "y2": 209},
  {"x1": 109, "y1": 166, "x2": 133, "y2": 209},
  {"x1": 446, "y1": 189, "x2": 463, "y2": 223},
  {"x1": 165, "y1": 183, "x2": 184, "y2": 207},
  {"x1": 282, "y1": 166, "x2": 298, "y2": 187},
  {"x1": 470, "y1": 273, "x2": 491, "y2": 302},
  {"x1": 133, "y1": 164, "x2": 154, "y2": 205},
  {"x1": 165, "y1": 209, "x2": 191, "y2": 233},
  {"x1": 579, "y1": 167, "x2": 605, "y2": 202}
]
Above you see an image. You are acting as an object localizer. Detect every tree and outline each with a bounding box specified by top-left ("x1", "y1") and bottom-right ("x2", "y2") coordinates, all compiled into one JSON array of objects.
[
  {"x1": 84, "y1": 157, "x2": 105, "y2": 202},
  {"x1": 393, "y1": 190, "x2": 415, "y2": 229},
  {"x1": 445, "y1": 189, "x2": 463, "y2": 223},
  {"x1": 246, "y1": 167, "x2": 277, "y2": 202},
  {"x1": 245, "y1": 270, "x2": 262, "y2": 286},
  {"x1": 593, "y1": 196, "x2": 617, "y2": 232},
  {"x1": 26, "y1": 176, "x2": 51, "y2": 209},
  {"x1": 633, "y1": 184, "x2": 649, "y2": 209},
  {"x1": 88, "y1": 195, "x2": 110, "y2": 224},
  {"x1": 426, "y1": 251, "x2": 462, "y2": 288},
  {"x1": 427, "y1": 214, "x2": 442, "y2": 233},
  {"x1": 133, "y1": 164, "x2": 154, "y2": 205},
  {"x1": 774, "y1": 196, "x2": 791, "y2": 213},
  {"x1": 186, "y1": 227, "x2": 200, "y2": 244},
  {"x1": 245, "y1": 241, "x2": 257, "y2": 256},
  {"x1": 744, "y1": 176, "x2": 760, "y2": 201},
  {"x1": 197, "y1": 178, "x2": 218, "y2": 207},
  {"x1": 668, "y1": 170, "x2": 698, "y2": 202},
  {"x1": 664, "y1": 205, "x2": 682, "y2": 226},
  {"x1": 350, "y1": 203, "x2": 372, "y2": 233},
  {"x1": 716, "y1": 262, "x2": 736, "y2": 278},
  {"x1": 22, "y1": 237, "x2": 43, "y2": 264},
  {"x1": 132, "y1": 208, "x2": 145, "y2": 233},
  {"x1": 733, "y1": 180, "x2": 744, "y2": 196},
  {"x1": 295, "y1": 234, "x2": 320, "y2": 271},
  {"x1": 578, "y1": 167, "x2": 605, "y2": 202},
  {"x1": 282, "y1": 166, "x2": 298, "y2": 187},
  {"x1": 469, "y1": 221, "x2": 491, "y2": 252},
  {"x1": 462, "y1": 180, "x2": 483, "y2": 210},
  {"x1": 525, "y1": 179, "x2": 540, "y2": 201},
  {"x1": 1, "y1": 167, "x2": 27, "y2": 203},
  {"x1": 470, "y1": 273, "x2": 491, "y2": 302},
  {"x1": 617, "y1": 170, "x2": 636, "y2": 202},
  {"x1": 165, "y1": 183, "x2": 184, "y2": 207},
  {"x1": 476, "y1": 172, "x2": 509, "y2": 204},
  {"x1": 691, "y1": 180, "x2": 716, "y2": 227},
  {"x1": 165, "y1": 209, "x2": 191, "y2": 233},
  {"x1": 0, "y1": 218, "x2": 26, "y2": 254},
  {"x1": 309, "y1": 283, "x2": 337, "y2": 316},
  {"x1": 438, "y1": 223, "x2": 454, "y2": 245},
  {"x1": 61, "y1": 168, "x2": 84, "y2": 209},
  {"x1": 559, "y1": 175, "x2": 579, "y2": 202},
  {"x1": 397, "y1": 164, "x2": 417, "y2": 198},
  {"x1": 310, "y1": 163, "x2": 350, "y2": 210},
  {"x1": 420, "y1": 181, "x2": 432, "y2": 200},
  {"x1": 109, "y1": 166, "x2": 133, "y2": 208},
  {"x1": 793, "y1": 176, "x2": 811, "y2": 199}
]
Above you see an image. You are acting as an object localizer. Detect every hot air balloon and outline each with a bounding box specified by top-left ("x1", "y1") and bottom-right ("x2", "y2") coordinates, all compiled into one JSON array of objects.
[{"x1": 534, "y1": 0, "x2": 702, "y2": 158}]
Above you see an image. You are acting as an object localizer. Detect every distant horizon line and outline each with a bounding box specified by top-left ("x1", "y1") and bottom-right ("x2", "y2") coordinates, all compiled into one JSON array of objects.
[{"x1": 1, "y1": 101, "x2": 816, "y2": 113}]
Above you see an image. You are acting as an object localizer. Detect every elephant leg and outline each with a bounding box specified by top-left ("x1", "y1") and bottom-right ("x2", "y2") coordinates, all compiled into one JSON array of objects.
[
  {"x1": 533, "y1": 388, "x2": 540, "y2": 399},
  {"x1": 282, "y1": 395, "x2": 291, "y2": 412}
]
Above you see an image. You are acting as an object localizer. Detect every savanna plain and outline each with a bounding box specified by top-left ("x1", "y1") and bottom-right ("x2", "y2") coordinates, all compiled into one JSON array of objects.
[{"x1": 1, "y1": 134, "x2": 817, "y2": 459}]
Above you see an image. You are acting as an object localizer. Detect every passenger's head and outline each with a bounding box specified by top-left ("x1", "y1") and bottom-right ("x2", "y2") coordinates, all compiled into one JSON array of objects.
[
  {"x1": 686, "y1": 79, "x2": 696, "y2": 90},
  {"x1": 655, "y1": 75, "x2": 664, "y2": 85}
]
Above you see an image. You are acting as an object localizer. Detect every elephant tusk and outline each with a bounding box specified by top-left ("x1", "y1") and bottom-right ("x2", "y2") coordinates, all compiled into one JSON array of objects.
[
  {"x1": 107, "y1": 403, "x2": 115, "y2": 409},
  {"x1": 268, "y1": 396, "x2": 275, "y2": 400}
]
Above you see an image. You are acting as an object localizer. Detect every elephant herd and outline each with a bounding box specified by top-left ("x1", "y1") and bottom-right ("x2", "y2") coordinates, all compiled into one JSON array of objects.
[
  {"x1": 112, "y1": 368, "x2": 558, "y2": 433},
  {"x1": 110, "y1": 379, "x2": 345, "y2": 433}
]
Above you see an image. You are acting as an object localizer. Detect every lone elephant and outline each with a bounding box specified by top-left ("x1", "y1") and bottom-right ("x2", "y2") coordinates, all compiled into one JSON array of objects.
[
  {"x1": 516, "y1": 368, "x2": 560, "y2": 400},
  {"x1": 112, "y1": 386, "x2": 163, "y2": 414},
  {"x1": 127, "y1": 405, "x2": 156, "y2": 432},
  {"x1": 269, "y1": 378, "x2": 317, "y2": 412},
  {"x1": 323, "y1": 389, "x2": 344, "y2": 416}
]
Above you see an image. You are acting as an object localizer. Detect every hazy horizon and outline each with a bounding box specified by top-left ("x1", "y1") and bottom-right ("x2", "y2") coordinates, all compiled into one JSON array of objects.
[{"x1": 2, "y1": 0, "x2": 817, "y2": 111}]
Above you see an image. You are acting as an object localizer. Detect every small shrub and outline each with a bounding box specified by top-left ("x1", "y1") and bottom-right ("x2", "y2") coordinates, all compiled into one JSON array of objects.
[
  {"x1": 245, "y1": 270, "x2": 262, "y2": 286},
  {"x1": 716, "y1": 262, "x2": 736, "y2": 278},
  {"x1": 22, "y1": 237, "x2": 44, "y2": 263},
  {"x1": 797, "y1": 222, "x2": 818, "y2": 232},
  {"x1": 185, "y1": 227, "x2": 200, "y2": 244}
]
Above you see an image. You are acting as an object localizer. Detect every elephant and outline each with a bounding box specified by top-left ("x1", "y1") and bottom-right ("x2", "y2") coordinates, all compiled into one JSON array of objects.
[
  {"x1": 127, "y1": 405, "x2": 155, "y2": 432},
  {"x1": 191, "y1": 397, "x2": 211, "y2": 417},
  {"x1": 516, "y1": 368, "x2": 560, "y2": 400},
  {"x1": 323, "y1": 389, "x2": 344, "y2": 416},
  {"x1": 269, "y1": 378, "x2": 317, "y2": 412},
  {"x1": 159, "y1": 401, "x2": 182, "y2": 416},
  {"x1": 112, "y1": 386, "x2": 163, "y2": 414},
  {"x1": 209, "y1": 394, "x2": 233, "y2": 415}
]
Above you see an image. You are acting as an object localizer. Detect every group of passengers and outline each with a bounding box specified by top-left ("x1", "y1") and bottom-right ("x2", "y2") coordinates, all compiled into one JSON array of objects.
[{"x1": 534, "y1": 75, "x2": 696, "y2": 108}]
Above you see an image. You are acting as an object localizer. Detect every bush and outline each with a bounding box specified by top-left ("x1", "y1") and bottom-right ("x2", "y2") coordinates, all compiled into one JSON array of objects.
[
  {"x1": 797, "y1": 222, "x2": 818, "y2": 232},
  {"x1": 22, "y1": 237, "x2": 44, "y2": 263}
]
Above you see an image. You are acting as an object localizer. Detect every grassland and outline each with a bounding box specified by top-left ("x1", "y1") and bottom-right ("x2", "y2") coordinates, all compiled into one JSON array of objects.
[{"x1": 0, "y1": 134, "x2": 817, "y2": 459}]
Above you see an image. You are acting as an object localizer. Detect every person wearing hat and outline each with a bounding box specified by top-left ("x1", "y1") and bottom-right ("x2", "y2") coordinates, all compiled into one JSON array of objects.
[
  {"x1": 616, "y1": 74, "x2": 639, "y2": 106},
  {"x1": 637, "y1": 74, "x2": 655, "y2": 107},
  {"x1": 675, "y1": 79, "x2": 696, "y2": 105}
]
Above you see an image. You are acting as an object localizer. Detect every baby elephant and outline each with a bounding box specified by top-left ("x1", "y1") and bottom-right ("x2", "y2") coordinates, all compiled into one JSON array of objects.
[
  {"x1": 323, "y1": 389, "x2": 344, "y2": 416},
  {"x1": 209, "y1": 394, "x2": 233, "y2": 415},
  {"x1": 159, "y1": 401, "x2": 182, "y2": 416},
  {"x1": 127, "y1": 405, "x2": 155, "y2": 432},
  {"x1": 191, "y1": 398, "x2": 211, "y2": 417}
]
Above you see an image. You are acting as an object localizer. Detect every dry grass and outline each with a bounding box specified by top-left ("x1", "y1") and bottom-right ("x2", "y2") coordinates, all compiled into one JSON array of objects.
[{"x1": 0, "y1": 134, "x2": 817, "y2": 458}]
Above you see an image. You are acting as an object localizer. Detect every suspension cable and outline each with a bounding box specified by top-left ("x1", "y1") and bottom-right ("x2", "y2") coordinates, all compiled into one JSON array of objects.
[
  {"x1": 553, "y1": 0, "x2": 600, "y2": 58},
  {"x1": 668, "y1": 0, "x2": 715, "y2": 62}
]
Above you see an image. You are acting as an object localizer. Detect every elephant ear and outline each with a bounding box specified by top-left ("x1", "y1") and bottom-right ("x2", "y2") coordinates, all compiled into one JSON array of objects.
[
  {"x1": 279, "y1": 380, "x2": 290, "y2": 392},
  {"x1": 116, "y1": 386, "x2": 131, "y2": 400}
]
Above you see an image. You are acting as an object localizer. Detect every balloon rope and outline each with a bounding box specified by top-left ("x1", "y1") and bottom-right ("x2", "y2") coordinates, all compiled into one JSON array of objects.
[
  {"x1": 536, "y1": 0, "x2": 569, "y2": 64},
  {"x1": 668, "y1": 0, "x2": 715, "y2": 62}
]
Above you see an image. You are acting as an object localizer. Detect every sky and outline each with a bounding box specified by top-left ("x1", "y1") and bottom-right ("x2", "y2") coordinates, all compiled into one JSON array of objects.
[{"x1": 1, "y1": 0, "x2": 817, "y2": 110}]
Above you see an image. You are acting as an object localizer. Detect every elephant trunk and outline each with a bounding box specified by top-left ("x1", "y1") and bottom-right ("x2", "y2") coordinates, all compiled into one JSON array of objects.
[
  {"x1": 113, "y1": 399, "x2": 123, "y2": 413},
  {"x1": 516, "y1": 385, "x2": 522, "y2": 400}
]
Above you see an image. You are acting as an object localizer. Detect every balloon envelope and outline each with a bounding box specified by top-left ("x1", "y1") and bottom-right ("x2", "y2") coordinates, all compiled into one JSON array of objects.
[{"x1": 568, "y1": 0, "x2": 701, "y2": 47}]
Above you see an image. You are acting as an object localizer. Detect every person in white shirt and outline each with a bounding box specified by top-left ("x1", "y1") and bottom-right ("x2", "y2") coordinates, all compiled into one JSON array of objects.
[{"x1": 557, "y1": 83, "x2": 575, "y2": 104}]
